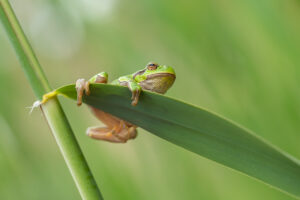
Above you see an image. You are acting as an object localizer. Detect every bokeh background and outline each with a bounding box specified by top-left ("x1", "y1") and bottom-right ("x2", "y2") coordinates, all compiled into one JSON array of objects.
[{"x1": 0, "y1": 0, "x2": 300, "y2": 199}]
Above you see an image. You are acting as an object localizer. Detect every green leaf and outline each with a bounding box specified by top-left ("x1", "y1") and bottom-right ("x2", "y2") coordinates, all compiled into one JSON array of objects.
[{"x1": 54, "y1": 83, "x2": 300, "y2": 199}]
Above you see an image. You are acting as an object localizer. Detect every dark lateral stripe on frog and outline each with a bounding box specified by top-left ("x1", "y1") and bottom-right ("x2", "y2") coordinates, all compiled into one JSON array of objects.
[
  {"x1": 144, "y1": 72, "x2": 176, "y2": 79},
  {"x1": 133, "y1": 69, "x2": 146, "y2": 79}
]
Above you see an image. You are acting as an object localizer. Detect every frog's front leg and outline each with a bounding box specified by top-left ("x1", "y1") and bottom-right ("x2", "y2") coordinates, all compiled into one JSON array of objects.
[
  {"x1": 116, "y1": 76, "x2": 142, "y2": 106},
  {"x1": 76, "y1": 79, "x2": 90, "y2": 106},
  {"x1": 76, "y1": 72, "x2": 108, "y2": 105}
]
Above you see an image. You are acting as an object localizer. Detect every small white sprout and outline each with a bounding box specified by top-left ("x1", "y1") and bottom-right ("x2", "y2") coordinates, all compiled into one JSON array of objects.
[
  {"x1": 26, "y1": 91, "x2": 57, "y2": 114},
  {"x1": 27, "y1": 100, "x2": 42, "y2": 114}
]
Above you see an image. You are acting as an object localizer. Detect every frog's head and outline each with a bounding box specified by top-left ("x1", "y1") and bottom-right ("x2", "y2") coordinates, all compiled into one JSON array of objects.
[{"x1": 133, "y1": 62, "x2": 176, "y2": 94}]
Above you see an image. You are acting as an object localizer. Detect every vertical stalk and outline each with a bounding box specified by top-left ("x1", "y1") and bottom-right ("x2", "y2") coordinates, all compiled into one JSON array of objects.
[{"x1": 0, "y1": 0, "x2": 103, "y2": 199}]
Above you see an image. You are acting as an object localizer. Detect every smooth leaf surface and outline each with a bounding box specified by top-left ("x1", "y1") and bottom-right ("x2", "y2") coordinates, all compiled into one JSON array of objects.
[{"x1": 55, "y1": 83, "x2": 300, "y2": 199}]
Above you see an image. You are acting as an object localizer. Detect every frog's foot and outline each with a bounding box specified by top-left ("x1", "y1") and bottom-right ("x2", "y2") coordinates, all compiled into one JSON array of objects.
[
  {"x1": 86, "y1": 127, "x2": 125, "y2": 143},
  {"x1": 131, "y1": 89, "x2": 141, "y2": 106},
  {"x1": 76, "y1": 73, "x2": 108, "y2": 106},
  {"x1": 86, "y1": 121, "x2": 137, "y2": 143},
  {"x1": 76, "y1": 79, "x2": 90, "y2": 106},
  {"x1": 113, "y1": 120, "x2": 137, "y2": 141}
]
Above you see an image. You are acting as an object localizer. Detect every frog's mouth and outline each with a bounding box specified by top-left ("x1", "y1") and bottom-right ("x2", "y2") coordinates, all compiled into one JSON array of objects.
[{"x1": 145, "y1": 72, "x2": 176, "y2": 79}]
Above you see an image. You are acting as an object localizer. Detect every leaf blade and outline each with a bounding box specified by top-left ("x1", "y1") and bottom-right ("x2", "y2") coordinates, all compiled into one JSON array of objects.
[{"x1": 56, "y1": 83, "x2": 300, "y2": 199}]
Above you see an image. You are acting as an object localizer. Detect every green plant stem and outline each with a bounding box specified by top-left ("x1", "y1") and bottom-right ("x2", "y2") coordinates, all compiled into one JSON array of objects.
[{"x1": 0, "y1": 0, "x2": 103, "y2": 199}]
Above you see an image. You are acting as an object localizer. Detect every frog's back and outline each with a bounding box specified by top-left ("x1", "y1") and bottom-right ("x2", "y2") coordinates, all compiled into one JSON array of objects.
[{"x1": 111, "y1": 74, "x2": 133, "y2": 85}]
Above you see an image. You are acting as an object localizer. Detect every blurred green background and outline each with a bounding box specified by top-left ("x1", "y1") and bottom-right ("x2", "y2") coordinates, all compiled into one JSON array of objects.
[{"x1": 1, "y1": 0, "x2": 300, "y2": 199}]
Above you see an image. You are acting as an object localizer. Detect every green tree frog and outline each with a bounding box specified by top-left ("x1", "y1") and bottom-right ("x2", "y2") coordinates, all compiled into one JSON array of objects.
[{"x1": 76, "y1": 62, "x2": 176, "y2": 143}]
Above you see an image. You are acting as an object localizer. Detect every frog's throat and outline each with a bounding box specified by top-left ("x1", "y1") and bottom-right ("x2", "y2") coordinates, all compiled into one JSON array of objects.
[{"x1": 139, "y1": 73, "x2": 176, "y2": 94}]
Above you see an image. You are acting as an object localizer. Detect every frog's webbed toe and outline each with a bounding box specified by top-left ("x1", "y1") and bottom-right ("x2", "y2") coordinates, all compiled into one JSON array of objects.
[
  {"x1": 75, "y1": 72, "x2": 108, "y2": 106},
  {"x1": 131, "y1": 89, "x2": 141, "y2": 106},
  {"x1": 75, "y1": 79, "x2": 90, "y2": 106}
]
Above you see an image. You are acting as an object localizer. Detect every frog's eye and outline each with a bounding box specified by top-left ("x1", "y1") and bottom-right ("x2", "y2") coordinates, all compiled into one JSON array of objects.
[{"x1": 147, "y1": 63, "x2": 158, "y2": 70}]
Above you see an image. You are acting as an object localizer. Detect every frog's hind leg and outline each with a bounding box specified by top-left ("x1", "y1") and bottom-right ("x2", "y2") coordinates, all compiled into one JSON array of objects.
[
  {"x1": 87, "y1": 127, "x2": 125, "y2": 143},
  {"x1": 87, "y1": 123, "x2": 137, "y2": 143},
  {"x1": 76, "y1": 72, "x2": 137, "y2": 143},
  {"x1": 87, "y1": 107, "x2": 138, "y2": 143}
]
